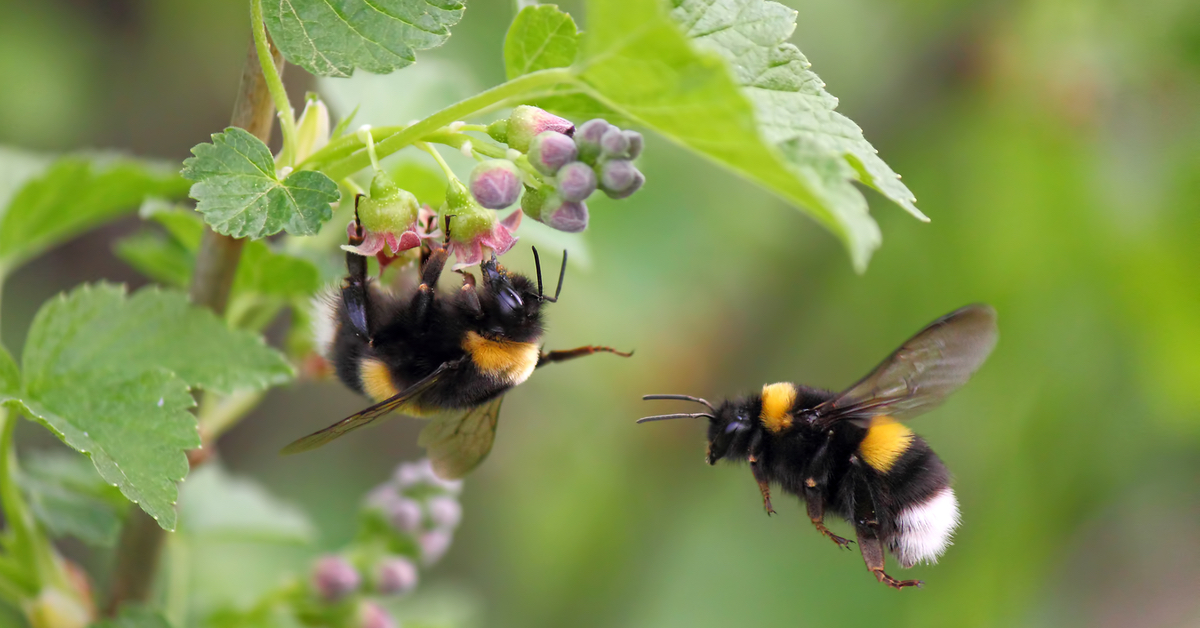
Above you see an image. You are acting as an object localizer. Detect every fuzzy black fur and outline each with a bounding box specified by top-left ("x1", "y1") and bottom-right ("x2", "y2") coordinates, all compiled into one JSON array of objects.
[{"x1": 330, "y1": 248, "x2": 547, "y2": 410}]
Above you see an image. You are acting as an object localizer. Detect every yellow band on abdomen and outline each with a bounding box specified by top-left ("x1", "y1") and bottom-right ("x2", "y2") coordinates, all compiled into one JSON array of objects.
[{"x1": 859, "y1": 417, "x2": 914, "y2": 473}]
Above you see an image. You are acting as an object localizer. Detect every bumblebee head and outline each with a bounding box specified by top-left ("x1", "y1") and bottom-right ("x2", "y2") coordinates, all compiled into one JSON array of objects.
[
  {"x1": 638, "y1": 394, "x2": 758, "y2": 465},
  {"x1": 478, "y1": 254, "x2": 544, "y2": 341},
  {"x1": 704, "y1": 399, "x2": 757, "y2": 465}
]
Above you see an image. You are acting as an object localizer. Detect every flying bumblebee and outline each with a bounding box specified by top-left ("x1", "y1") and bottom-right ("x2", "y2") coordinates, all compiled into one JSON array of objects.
[
  {"x1": 283, "y1": 212, "x2": 629, "y2": 478},
  {"x1": 639, "y1": 305, "x2": 997, "y2": 589}
]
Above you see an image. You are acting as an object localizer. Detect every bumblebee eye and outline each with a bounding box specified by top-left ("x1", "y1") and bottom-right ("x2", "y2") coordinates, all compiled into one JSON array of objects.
[{"x1": 497, "y1": 286, "x2": 523, "y2": 313}]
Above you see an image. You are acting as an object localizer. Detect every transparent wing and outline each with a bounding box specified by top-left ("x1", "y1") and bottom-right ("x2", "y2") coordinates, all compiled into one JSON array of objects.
[
  {"x1": 812, "y1": 304, "x2": 998, "y2": 428},
  {"x1": 280, "y1": 359, "x2": 465, "y2": 455},
  {"x1": 417, "y1": 396, "x2": 504, "y2": 480}
]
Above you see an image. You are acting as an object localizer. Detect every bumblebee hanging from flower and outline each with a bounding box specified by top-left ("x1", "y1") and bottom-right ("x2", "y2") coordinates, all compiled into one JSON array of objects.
[
  {"x1": 283, "y1": 200, "x2": 630, "y2": 479},
  {"x1": 640, "y1": 305, "x2": 997, "y2": 589}
]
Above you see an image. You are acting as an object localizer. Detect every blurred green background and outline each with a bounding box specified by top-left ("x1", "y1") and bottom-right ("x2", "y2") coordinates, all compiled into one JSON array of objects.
[{"x1": 2, "y1": 0, "x2": 1200, "y2": 626}]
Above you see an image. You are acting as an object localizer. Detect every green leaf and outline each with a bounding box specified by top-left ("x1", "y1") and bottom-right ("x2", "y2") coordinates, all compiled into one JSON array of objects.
[
  {"x1": 23, "y1": 285, "x2": 293, "y2": 398},
  {"x1": 19, "y1": 451, "x2": 128, "y2": 546},
  {"x1": 505, "y1": 5, "x2": 580, "y2": 80},
  {"x1": 537, "y1": 0, "x2": 921, "y2": 270},
  {"x1": 671, "y1": 0, "x2": 924, "y2": 220},
  {"x1": 179, "y1": 464, "x2": 315, "y2": 544},
  {"x1": 91, "y1": 605, "x2": 172, "y2": 628},
  {"x1": 263, "y1": 0, "x2": 466, "y2": 78},
  {"x1": 113, "y1": 231, "x2": 193, "y2": 289},
  {"x1": 122, "y1": 203, "x2": 321, "y2": 300},
  {"x1": 14, "y1": 284, "x2": 294, "y2": 529},
  {"x1": 9, "y1": 374, "x2": 196, "y2": 531},
  {"x1": 0, "y1": 150, "x2": 188, "y2": 273},
  {"x1": 0, "y1": 344, "x2": 18, "y2": 396},
  {"x1": 182, "y1": 128, "x2": 339, "y2": 239}
]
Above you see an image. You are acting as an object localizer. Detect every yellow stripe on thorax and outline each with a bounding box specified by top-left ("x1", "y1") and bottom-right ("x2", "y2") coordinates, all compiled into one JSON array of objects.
[
  {"x1": 462, "y1": 331, "x2": 539, "y2": 386},
  {"x1": 760, "y1": 382, "x2": 797, "y2": 433},
  {"x1": 359, "y1": 358, "x2": 399, "y2": 402},
  {"x1": 859, "y1": 417, "x2": 913, "y2": 473}
]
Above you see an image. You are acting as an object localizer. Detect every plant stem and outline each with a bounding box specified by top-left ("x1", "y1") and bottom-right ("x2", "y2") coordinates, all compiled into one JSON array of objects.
[
  {"x1": 250, "y1": 0, "x2": 298, "y2": 168},
  {"x1": 105, "y1": 33, "x2": 284, "y2": 617},
  {"x1": 308, "y1": 68, "x2": 575, "y2": 180},
  {"x1": 415, "y1": 142, "x2": 457, "y2": 181}
]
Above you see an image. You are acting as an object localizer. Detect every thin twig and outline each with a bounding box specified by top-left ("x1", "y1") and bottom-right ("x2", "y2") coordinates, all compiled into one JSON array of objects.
[{"x1": 104, "y1": 33, "x2": 284, "y2": 617}]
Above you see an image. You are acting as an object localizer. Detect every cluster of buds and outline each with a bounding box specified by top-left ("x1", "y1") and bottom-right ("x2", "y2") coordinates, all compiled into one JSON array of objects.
[
  {"x1": 475, "y1": 106, "x2": 646, "y2": 234},
  {"x1": 339, "y1": 104, "x2": 645, "y2": 271},
  {"x1": 303, "y1": 459, "x2": 463, "y2": 628}
]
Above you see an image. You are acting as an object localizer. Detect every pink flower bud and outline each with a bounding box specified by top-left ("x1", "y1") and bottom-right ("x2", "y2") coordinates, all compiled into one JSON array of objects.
[
  {"x1": 599, "y1": 127, "x2": 631, "y2": 158},
  {"x1": 573, "y1": 119, "x2": 612, "y2": 163},
  {"x1": 427, "y1": 496, "x2": 462, "y2": 529},
  {"x1": 538, "y1": 193, "x2": 589, "y2": 233},
  {"x1": 528, "y1": 131, "x2": 578, "y2": 175},
  {"x1": 375, "y1": 556, "x2": 419, "y2": 596},
  {"x1": 418, "y1": 530, "x2": 454, "y2": 566},
  {"x1": 312, "y1": 555, "x2": 361, "y2": 602},
  {"x1": 555, "y1": 161, "x2": 597, "y2": 202},
  {"x1": 469, "y1": 160, "x2": 522, "y2": 209},
  {"x1": 623, "y1": 130, "x2": 644, "y2": 159},
  {"x1": 387, "y1": 498, "x2": 424, "y2": 533},
  {"x1": 506, "y1": 105, "x2": 574, "y2": 152},
  {"x1": 598, "y1": 160, "x2": 645, "y2": 199},
  {"x1": 359, "y1": 602, "x2": 398, "y2": 628}
]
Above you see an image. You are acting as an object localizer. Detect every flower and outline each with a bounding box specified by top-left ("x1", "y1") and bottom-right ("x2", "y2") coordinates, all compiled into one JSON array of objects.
[
  {"x1": 342, "y1": 171, "x2": 431, "y2": 257},
  {"x1": 442, "y1": 181, "x2": 520, "y2": 269}
]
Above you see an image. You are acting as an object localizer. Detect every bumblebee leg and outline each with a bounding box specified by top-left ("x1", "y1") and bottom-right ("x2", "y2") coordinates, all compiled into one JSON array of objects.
[
  {"x1": 804, "y1": 488, "x2": 853, "y2": 549},
  {"x1": 536, "y1": 346, "x2": 633, "y2": 367},
  {"x1": 343, "y1": 199, "x2": 371, "y2": 339},
  {"x1": 853, "y1": 476, "x2": 921, "y2": 589},
  {"x1": 458, "y1": 283, "x2": 482, "y2": 318},
  {"x1": 412, "y1": 246, "x2": 449, "y2": 325},
  {"x1": 746, "y1": 432, "x2": 775, "y2": 515}
]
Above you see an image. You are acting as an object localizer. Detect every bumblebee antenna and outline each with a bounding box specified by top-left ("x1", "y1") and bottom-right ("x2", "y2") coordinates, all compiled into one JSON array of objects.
[
  {"x1": 552, "y1": 250, "x2": 567, "y2": 301},
  {"x1": 642, "y1": 394, "x2": 717, "y2": 412},
  {"x1": 531, "y1": 246, "x2": 546, "y2": 301},
  {"x1": 637, "y1": 413, "x2": 715, "y2": 424}
]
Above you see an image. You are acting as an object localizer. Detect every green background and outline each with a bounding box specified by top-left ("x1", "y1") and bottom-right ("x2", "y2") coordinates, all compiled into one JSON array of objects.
[{"x1": 1, "y1": 0, "x2": 1199, "y2": 626}]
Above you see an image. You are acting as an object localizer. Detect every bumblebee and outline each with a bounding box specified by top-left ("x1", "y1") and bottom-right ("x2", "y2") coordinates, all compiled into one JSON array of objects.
[
  {"x1": 639, "y1": 305, "x2": 997, "y2": 589},
  {"x1": 283, "y1": 215, "x2": 629, "y2": 478}
]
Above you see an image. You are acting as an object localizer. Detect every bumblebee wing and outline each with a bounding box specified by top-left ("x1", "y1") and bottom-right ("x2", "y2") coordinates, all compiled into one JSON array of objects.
[
  {"x1": 280, "y1": 359, "x2": 465, "y2": 455},
  {"x1": 417, "y1": 396, "x2": 504, "y2": 480},
  {"x1": 812, "y1": 304, "x2": 998, "y2": 428}
]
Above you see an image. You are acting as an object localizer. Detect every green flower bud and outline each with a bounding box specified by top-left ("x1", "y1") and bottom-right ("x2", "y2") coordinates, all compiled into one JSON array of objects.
[
  {"x1": 294, "y1": 93, "x2": 331, "y2": 163},
  {"x1": 506, "y1": 105, "x2": 574, "y2": 152},
  {"x1": 486, "y1": 119, "x2": 508, "y2": 143},
  {"x1": 358, "y1": 171, "x2": 419, "y2": 234}
]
